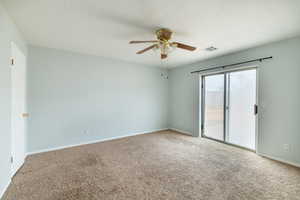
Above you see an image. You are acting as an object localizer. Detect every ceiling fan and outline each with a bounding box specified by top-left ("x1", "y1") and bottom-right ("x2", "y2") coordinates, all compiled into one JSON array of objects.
[{"x1": 129, "y1": 28, "x2": 196, "y2": 59}]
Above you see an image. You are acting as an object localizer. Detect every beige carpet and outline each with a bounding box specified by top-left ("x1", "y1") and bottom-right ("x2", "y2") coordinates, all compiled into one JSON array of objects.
[{"x1": 3, "y1": 130, "x2": 300, "y2": 200}]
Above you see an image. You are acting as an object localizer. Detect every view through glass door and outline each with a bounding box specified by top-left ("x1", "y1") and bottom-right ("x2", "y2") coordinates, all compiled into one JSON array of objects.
[
  {"x1": 202, "y1": 74, "x2": 225, "y2": 141},
  {"x1": 201, "y1": 69, "x2": 257, "y2": 150}
]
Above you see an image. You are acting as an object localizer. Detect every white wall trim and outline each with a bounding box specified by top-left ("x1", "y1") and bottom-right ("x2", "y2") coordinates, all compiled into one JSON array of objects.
[
  {"x1": 25, "y1": 128, "x2": 300, "y2": 170},
  {"x1": 0, "y1": 179, "x2": 11, "y2": 199},
  {"x1": 27, "y1": 128, "x2": 168, "y2": 156},
  {"x1": 258, "y1": 153, "x2": 300, "y2": 168},
  {"x1": 171, "y1": 126, "x2": 300, "y2": 169},
  {"x1": 169, "y1": 128, "x2": 193, "y2": 136}
]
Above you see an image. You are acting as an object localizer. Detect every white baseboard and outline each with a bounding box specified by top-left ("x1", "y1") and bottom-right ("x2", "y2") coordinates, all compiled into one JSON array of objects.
[
  {"x1": 169, "y1": 128, "x2": 193, "y2": 136},
  {"x1": 0, "y1": 179, "x2": 11, "y2": 199},
  {"x1": 27, "y1": 128, "x2": 168, "y2": 156},
  {"x1": 258, "y1": 153, "x2": 300, "y2": 168},
  {"x1": 169, "y1": 128, "x2": 300, "y2": 169}
]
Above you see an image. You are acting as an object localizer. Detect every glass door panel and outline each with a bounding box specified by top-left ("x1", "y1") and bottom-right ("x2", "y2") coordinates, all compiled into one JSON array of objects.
[
  {"x1": 203, "y1": 74, "x2": 225, "y2": 141},
  {"x1": 227, "y1": 70, "x2": 256, "y2": 150}
]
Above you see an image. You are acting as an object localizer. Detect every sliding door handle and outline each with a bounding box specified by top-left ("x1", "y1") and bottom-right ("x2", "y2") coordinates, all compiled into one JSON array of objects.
[{"x1": 254, "y1": 104, "x2": 258, "y2": 115}]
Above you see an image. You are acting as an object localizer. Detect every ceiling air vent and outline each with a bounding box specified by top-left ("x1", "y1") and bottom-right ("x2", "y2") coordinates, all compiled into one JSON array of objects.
[{"x1": 205, "y1": 46, "x2": 218, "y2": 51}]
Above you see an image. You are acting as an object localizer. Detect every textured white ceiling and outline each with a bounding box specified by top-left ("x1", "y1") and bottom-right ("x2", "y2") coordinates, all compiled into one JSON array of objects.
[{"x1": 3, "y1": 0, "x2": 300, "y2": 68}]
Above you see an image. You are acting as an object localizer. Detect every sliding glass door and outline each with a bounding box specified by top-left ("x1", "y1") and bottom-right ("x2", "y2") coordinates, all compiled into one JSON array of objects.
[
  {"x1": 201, "y1": 69, "x2": 257, "y2": 150},
  {"x1": 227, "y1": 70, "x2": 256, "y2": 149},
  {"x1": 202, "y1": 74, "x2": 225, "y2": 141}
]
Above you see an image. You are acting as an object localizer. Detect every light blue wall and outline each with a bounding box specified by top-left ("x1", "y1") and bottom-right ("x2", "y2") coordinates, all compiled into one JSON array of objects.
[
  {"x1": 168, "y1": 36, "x2": 300, "y2": 166},
  {"x1": 0, "y1": 3, "x2": 27, "y2": 198},
  {"x1": 1, "y1": 4, "x2": 300, "y2": 198},
  {"x1": 27, "y1": 46, "x2": 169, "y2": 153}
]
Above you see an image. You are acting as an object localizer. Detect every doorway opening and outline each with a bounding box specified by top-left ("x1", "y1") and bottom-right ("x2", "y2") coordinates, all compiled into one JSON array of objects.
[{"x1": 201, "y1": 68, "x2": 257, "y2": 151}]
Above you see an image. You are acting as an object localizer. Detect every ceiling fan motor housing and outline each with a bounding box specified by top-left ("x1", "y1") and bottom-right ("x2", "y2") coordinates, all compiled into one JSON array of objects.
[{"x1": 156, "y1": 28, "x2": 173, "y2": 41}]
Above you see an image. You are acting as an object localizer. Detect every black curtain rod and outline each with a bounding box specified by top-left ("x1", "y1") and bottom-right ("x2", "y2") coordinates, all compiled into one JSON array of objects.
[{"x1": 190, "y1": 56, "x2": 273, "y2": 74}]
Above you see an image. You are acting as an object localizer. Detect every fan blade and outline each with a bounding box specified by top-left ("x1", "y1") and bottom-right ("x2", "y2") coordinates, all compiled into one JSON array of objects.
[
  {"x1": 136, "y1": 44, "x2": 157, "y2": 54},
  {"x1": 173, "y1": 42, "x2": 196, "y2": 51},
  {"x1": 130, "y1": 40, "x2": 158, "y2": 44},
  {"x1": 161, "y1": 54, "x2": 167, "y2": 59}
]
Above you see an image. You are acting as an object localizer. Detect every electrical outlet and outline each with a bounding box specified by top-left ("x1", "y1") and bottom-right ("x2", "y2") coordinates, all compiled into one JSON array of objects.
[
  {"x1": 83, "y1": 130, "x2": 89, "y2": 134},
  {"x1": 283, "y1": 144, "x2": 290, "y2": 152}
]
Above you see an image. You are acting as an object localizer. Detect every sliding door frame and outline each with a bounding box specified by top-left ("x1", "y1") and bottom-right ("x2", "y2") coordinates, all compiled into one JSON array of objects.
[
  {"x1": 201, "y1": 72, "x2": 226, "y2": 142},
  {"x1": 200, "y1": 66, "x2": 258, "y2": 152}
]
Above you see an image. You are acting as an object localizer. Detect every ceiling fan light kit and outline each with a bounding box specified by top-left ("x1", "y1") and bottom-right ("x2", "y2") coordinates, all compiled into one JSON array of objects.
[{"x1": 129, "y1": 28, "x2": 197, "y2": 59}]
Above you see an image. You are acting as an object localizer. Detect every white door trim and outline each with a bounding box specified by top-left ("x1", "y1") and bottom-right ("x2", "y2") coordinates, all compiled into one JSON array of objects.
[{"x1": 10, "y1": 41, "x2": 27, "y2": 177}]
